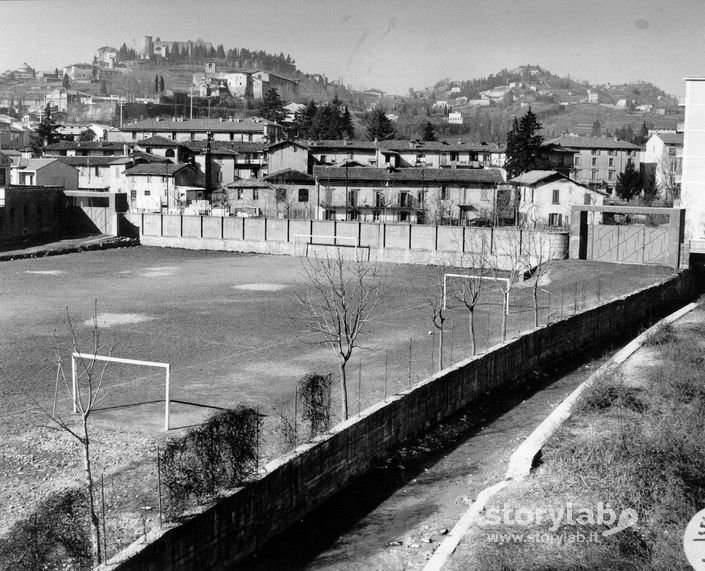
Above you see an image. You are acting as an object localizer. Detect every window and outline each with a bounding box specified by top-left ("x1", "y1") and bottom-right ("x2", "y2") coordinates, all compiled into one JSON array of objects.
[
  {"x1": 608, "y1": 170, "x2": 615, "y2": 180},
  {"x1": 591, "y1": 149, "x2": 599, "y2": 155},
  {"x1": 574, "y1": 156, "x2": 581, "y2": 166},
  {"x1": 441, "y1": 185, "x2": 449, "y2": 200},
  {"x1": 552, "y1": 188, "x2": 560, "y2": 204},
  {"x1": 298, "y1": 188, "x2": 309, "y2": 202},
  {"x1": 320, "y1": 155, "x2": 327, "y2": 163},
  {"x1": 584, "y1": 193, "x2": 592, "y2": 205},
  {"x1": 275, "y1": 187, "x2": 286, "y2": 202},
  {"x1": 608, "y1": 150, "x2": 617, "y2": 156},
  {"x1": 591, "y1": 157, "x2": 597, "y2": 166},
  {"x1": 669, "y1": 147, "x2": 677, "y2": 156},
  {"x1": 548, "y1": 213, "x2": 563, "y2": 227},
  {"x1": 253, "y1": 189, "x2": 260, "y2": 200},
  {"x1": 165, "y1": 149, "x2": 175, "y2": 158},
  {"x1": 418, "y1": 191, "x2": 426, "y2": 205},
  {"x1": 627, "y1": 150, "x2": 635, "y2": 157},
  {"x1": 399, "y1": 191, "x2": 410, "y2": 207},
  {"x1": 608, "y1": 157, "x2": 615, "y2": 167},
  {"x1": 373, "y1": 210, "x2": 380, "y2": 221},
  {"x1": 400, "y1": 211, "x2": 409, "y2": 222},
  {"x1": 237, "y1": 189, "x2": 243, "y2": 200},
  {"x1": 146, "y1": 176, "x2": 151, "y2": 183},
  {"x1": 348, "y1": 189, "x2": 359, "y2": 207},
  {"x1": 130, "y1": 190, "x2": 137, "y2": 201},
  {"x1": 375, "y1": 191, "x2": 385, "y2": 207},
  {"x1": 94, "y1": 166, "x2": 100, "y2": 176},
  {"x1": 591, "y1": 170, "x2": 598, "y2": 180},
  {"x1": 144, "y1": 190, "x2": 151, "y2": 196}
]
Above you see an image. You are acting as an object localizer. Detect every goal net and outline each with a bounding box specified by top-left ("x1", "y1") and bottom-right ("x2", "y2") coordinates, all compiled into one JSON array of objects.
[
  {"x1": 71, "y1": 353, "x2": 172, "y2": 431},
  {"x1": 292, "y1": 234, "x2": 360, "y2": 259}
]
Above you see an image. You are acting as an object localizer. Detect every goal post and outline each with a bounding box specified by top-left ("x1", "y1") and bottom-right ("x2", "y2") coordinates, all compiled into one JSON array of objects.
[
  {"x1": 443, "y1": 273, "x2": 511, "y2": 315},
  {"x1": 71, "y1": 353, "x2": 172, "y2": 431},
  {"x1": 292, "y1": 234, "x2": 359, "y2": 258}
]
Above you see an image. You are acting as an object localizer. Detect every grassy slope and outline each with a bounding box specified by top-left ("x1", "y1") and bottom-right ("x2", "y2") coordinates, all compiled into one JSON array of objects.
[{"x1": 462, "y1": 318, "x2": 705, "y2": 570}]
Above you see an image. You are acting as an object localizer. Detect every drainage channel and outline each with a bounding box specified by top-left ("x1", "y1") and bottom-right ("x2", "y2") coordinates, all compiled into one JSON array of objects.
[{"x1": 228, "y1": 349, "x2": 613, "y2": 571}]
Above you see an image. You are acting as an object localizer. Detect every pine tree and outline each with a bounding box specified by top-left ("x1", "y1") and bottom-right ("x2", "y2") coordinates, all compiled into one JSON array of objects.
[
  {"x1": 258, "y1": 88, "x2": 286, "y2": 124},
  {"x1": 33, "y1": 104, "x2": 61, "y2": 151},
  {"x1": 154, "y1": 74, "x2": 159, "y2": 93},
  {"x1": 615, "y1": 160, "x2": 641, "y2": 201},
  {"x1": 504, "y1": 108, "x2": 543, "y2": 178},
  {"x1": 62, "y1": 74, "x2": 70, "y2": 90},
  {"x1": 422, "y1": 121, "x2": 437, "y2": 141},
  {"x1": 341, "y1": 106, "x2": 354, "y2": 139},
  {"x1": 159, "y1": 76, "x2": 165, "y2": 93},
  {"x1": 363, "y1": 107, "x2": 396, "y2": 141}
]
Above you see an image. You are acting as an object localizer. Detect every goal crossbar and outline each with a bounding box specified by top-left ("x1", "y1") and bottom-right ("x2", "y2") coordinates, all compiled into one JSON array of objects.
[
  {"x1": 443, "y1": 273, "x2": 511, "y2": 314},
  {"x1": 71, "y1": 353, "x2": 172, "y2": 431},
  {"x1": 292, "y1": 234, "x2": 359, "y2": 257}
]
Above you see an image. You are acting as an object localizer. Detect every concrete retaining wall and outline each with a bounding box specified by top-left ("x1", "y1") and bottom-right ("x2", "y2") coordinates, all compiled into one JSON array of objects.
[
  {"x1": 123, "y1": 213, "x2": 569, "y2": 270},
  {"x1": 105, "y1": 270, "x2": 694, "y2": 571}
]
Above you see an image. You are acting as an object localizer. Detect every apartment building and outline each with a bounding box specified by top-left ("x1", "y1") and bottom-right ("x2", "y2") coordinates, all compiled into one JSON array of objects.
[
  {"x1": 543, "y1": 136, "x2": 641, "y2": 192},
  {"x1": 110, "y1": 118, "x2": 283, "y2": 144},
  {"x1": 314, "y1": 166, "x2": 503, "y2": 225}
]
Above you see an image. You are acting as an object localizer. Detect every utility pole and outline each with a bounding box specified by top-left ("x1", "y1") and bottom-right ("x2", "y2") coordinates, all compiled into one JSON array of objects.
[{"x1": 204, "y1": 131, "x2": 213, "y2": 198}]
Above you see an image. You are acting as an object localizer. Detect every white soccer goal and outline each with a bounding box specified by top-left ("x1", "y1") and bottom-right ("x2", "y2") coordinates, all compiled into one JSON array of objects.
[
  {"x1": 71, "y1": 353, "x2": 172, "y2": 431},
  {"x1": 443, "y1": 273, "x2": 511, "y2": 315},
  {"x1": 292, "y1": 234, "x2": 359, "y2": 258}
]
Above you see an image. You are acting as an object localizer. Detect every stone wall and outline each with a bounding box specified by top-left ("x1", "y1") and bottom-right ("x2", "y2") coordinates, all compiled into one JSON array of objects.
[
  {"x1": 122, "y1": 213, "x2": 569, "y2": 270},
  {"x1": 104, "y1": 271, "x2": 694, "y2": 571}
]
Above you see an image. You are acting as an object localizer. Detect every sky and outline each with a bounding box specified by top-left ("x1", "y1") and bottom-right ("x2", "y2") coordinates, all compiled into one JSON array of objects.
[{"x1": 1, "y1": 0, "x2": 703, "y2": 97}]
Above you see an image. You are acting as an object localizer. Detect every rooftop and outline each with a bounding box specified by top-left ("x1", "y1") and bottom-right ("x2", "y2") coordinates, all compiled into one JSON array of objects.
[
  {"x1": 123, "y1": 162, "x2": 194, "y2": 176},
  {"x1": 314, "y1": 166, "x2": 503, "y2": 184},
  {"x1": 122, "y1": 118, "x2": 278, "y2": 133},
  {"x1": 544, "y1": 135, "x2": 642, "y2": 150}
]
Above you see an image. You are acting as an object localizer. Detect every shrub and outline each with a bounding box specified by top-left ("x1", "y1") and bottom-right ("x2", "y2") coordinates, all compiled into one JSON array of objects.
[
  {"x1": 298, "y1": 372, "x2": 333, "y2": 439},
  {"x1": 159, "y1": 406, "x2": 261, "y2": 518},
  {"x1": 0, "y1": 488, "x2": 90, "y2": 570}
]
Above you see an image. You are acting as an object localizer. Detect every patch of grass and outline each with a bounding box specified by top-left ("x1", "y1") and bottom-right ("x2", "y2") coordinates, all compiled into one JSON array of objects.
[
  {"x1": 472, "y1": 319, "x2": 705, "y2": 570},
  {"x1": 642, "y1": 322, "x2": 676, "y2": 346}
]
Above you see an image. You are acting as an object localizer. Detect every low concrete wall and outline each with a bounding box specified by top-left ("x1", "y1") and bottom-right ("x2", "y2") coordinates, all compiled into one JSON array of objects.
[
  {"x1": 123, "y1": 213, "x2": 569, "y2": 270},
  {"x1": 105, "y1": 270, "x2": 694, "y2": 571}
]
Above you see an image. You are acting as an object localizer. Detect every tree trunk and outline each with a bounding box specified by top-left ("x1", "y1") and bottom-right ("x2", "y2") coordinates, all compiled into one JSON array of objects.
[
  {"x1": 437, "y1": 324, "x2": 444, "y2": 371},
  {"x1": 339, "y1": 361, "x2": 349, "y2": 421},
  {"x1": 533, "y1": 284, "x2": 539, "y2": 328},
  {"x1": 501, "y1": 291, "x2": 509, "y2": 341},
  {"x1": 469, "y1": 308, "x2": 476, "y2": 356},
  {"x1": 82, "y1": 417, "x2": 102, "y2": 567}
]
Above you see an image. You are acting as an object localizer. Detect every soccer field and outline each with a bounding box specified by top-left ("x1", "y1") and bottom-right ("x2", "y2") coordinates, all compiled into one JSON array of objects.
[
  {"x1": 0, "y1": 245, "x2": 678, "y2": 540},
  {"x1": 0, "y1": 247, "x2": 675, "y2": 433}
]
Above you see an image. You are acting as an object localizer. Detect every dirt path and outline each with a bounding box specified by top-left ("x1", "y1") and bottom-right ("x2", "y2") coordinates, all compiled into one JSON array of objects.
[{"x1": 231, "y1": 353, "x2": 610, "y2": 571}]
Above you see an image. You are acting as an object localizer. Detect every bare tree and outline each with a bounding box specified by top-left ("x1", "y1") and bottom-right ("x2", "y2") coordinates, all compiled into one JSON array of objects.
[
  {"x1": 295, "y1": 251, "x2": 383, "y2": 420},
  {"x1": 420, "y1": 268, "x2": 448, "y2": 371},
  {"x1": 523, "y1": 231, "x2": 555, "y2": 328},
  {"x1": 656, "y1": 152, "x2": 681, "y2": 204},
  {"x1": 46, "y1": 304, "x2": 110, "y2": 567},
  {"x1": 452, "y1": 234, "x2": 491, "y2": 356},
  {"x1": 488, "y1": 229, "x2": 528, "y2": 341}
]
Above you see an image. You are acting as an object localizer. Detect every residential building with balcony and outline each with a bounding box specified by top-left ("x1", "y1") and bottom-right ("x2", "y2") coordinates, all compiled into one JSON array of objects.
[
  {"x1": 110, "y1": 118, "x2": 282, "y2": 144},
  {"x1": 313, "y1": 166, "x2": 503, "y2": 225},
  {"x1": 542, "y1": 136, "x2": 641, "y2": 192}
]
